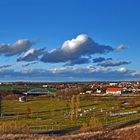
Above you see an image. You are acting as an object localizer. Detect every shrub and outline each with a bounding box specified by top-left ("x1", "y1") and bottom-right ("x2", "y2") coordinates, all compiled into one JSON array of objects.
[
  {"x1": 80, "y1": 122, "x2": 90, "y2": 132},
  {"x1": 80, "y1": 117, "x2": 103, "y2": 132},
  {"x1": 89, "y1": 117, "x2": 103, "y2": 131}
]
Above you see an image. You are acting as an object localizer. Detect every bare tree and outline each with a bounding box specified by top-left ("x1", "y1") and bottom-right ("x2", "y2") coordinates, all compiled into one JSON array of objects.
[
  {"x1": 70, "y1": 95, "x2": 75, "y2": 120},
  {"x1": 75, "y1": 95, "x2": 80, "y2": 119},
  {"x1": 70, "y1": 95, "x2": 80, "y2": 120}
]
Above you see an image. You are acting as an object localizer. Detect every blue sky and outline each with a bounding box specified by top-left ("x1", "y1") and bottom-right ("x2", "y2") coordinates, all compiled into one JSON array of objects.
[{"x1": 0, "y1": 0, "x2": 140, "y2": 81}]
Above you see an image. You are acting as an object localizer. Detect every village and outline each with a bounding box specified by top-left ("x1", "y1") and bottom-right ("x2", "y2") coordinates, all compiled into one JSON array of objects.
[
  {"x1": 0, "y1": 81, "x2": 140, "y2": 136},
  {"x1": 1, "y1": 81, "x2": 140, "y2": 97}
]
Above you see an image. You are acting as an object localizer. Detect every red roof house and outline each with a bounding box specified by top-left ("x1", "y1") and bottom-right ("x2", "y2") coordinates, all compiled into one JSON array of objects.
[{"x1": 106, "y1": 87, "x2": 122, "y2": 94}]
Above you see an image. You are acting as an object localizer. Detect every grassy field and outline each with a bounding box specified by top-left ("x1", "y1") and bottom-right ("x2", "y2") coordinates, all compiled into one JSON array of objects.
[
  {"x1": 0, "y1": 84, "x2": 57, "y2": 92},
  {"x1": 1, "y1": 95, "x2": 140, "y2": 133}
]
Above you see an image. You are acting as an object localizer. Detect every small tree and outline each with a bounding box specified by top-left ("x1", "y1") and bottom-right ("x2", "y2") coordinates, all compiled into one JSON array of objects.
[
  {"x1": 129, "y1": 99, "x2": 136, "y2": 107},
  {"x1": 75, "y1": 95, "x2": 80, "y2": 119},
  {"x1": 89, "y1": 117, "x2": 103, "y2": 131},
  {"x1": 80, "y1": 117, "x2": 103, "y2": 132},
  {"x1": 80, "y1": 122, "x2": 89, "y2": 132},
  {"x1": 70, "y1": 95, "x2": 75, "y2": 120},
  {"x1": 70, "y1": 95, "x2": 80, "y2": 120},
  {"x1": 25, "y1": 107, "x2": 32, "y2": 119}
]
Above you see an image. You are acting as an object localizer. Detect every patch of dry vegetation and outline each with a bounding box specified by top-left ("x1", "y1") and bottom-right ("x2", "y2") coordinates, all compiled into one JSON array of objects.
[
  {"x1": 0, "y1": 121, "x2": 30, "y2": 134},
  {"x1": 54, "y1": 128, "x2": 140, "y2": 140},
  {"x1": 0, "y1": 128, "x2": 140, "y2": 140},
  {"x1": 80, "y1": 117, "x2": 104, "y2": 132}
]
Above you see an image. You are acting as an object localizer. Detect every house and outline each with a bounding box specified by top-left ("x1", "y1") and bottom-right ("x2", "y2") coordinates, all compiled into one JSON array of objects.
[
  {"x1": 96, "y1": 89, "x2": 102, "y2": 93},
  {"x1": 86, "y1": 90, "x2": 92, "y2": 94},
  {"x1": 106, "y1": 87, "x2": 122, "y2": 95},
  {"x1": 19, "y1": 96, "x2": 27, "y2": 102},
  {"x1": 109, "y1": 82, "x2": 117, "y2": 86},
  {"x1": 80, "y1": 92, "x2": 85, "y2": 95},
  {"x1": 42, "y1": 85, "x2": 48, "y2": 88}
]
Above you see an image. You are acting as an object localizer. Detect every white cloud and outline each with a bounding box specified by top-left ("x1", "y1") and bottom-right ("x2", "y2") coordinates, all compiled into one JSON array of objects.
[
  {"x1": 64, "y1": 57, "x2": 90, "y2": 66},
  {"x1": 51, "y1": 65, "x2": 110, "y2": 74},
  {"x1": 93, "y1": 57, "x2": 112, "y2": 63},
  {"x1": 115, "y1": 44, "x2": 126, "y2": 52},
  {"x1": 0, "y1": 64, "x2": 12, "y2": 69},
  {"x1": 0, "y1": 66, "x2": 140, "y2": 81},
  {"x1": 21, "y1": 62, "x2": 38, "y2": 67},
  {"x1": 17, "y1": 48, "x2": 45, "y2": 61},
  {"x1": 130, "y1": 71, "x2": 140, "y2": 76},
  {"x1": 118, "y1": 67, "x2": 128, "y2": 73},
  {"x1": 41, "y1": 34, "x2": 114, "y2": 63},
  {"x1": 0, "y1": 39, "x2": 34, "y2": 56},
  {"x1": 98, "y1": 60, "x2": 131, "y2": 67}
]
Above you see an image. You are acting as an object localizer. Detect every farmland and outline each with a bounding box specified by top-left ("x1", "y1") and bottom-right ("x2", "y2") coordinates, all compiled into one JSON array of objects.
[{"x1": 1, "y1": 94, "x2": 140, "y2": 133}]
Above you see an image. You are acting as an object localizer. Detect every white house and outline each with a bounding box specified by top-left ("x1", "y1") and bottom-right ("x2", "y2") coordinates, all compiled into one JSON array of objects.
[
  {"x1": 86, "y1": 90, "x2": 92, "y2": 94},
  {"x1": 109, "y1": 82, "x2": 117, "y2": 86},
  {"x1": 96, "y1": 89, "x2": 102, "y2": 93},
  {"x1": 43, "y1": 85, "x2": 48, "y2": 88},
  {"x1": 19, "y1": 96, "x2": 26, "y2": 102}
]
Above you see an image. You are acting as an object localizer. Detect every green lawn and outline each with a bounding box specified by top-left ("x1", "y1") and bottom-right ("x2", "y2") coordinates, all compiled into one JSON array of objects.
[{"x1": 0, "y1": 85, "x2": 57, "y2": 93}]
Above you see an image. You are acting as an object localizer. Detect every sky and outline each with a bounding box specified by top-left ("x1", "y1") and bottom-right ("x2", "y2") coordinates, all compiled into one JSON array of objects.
[{"x1": 0, "y1": 0, "x2": 140, "y2": 81}]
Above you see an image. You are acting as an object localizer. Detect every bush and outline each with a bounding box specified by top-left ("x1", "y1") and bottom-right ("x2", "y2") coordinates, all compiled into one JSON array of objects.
[{"x1": 80, "y1": 117, "x2": 103, "y2": 132}]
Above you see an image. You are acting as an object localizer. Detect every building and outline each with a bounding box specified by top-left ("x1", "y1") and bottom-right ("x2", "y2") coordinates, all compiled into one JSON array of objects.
[
  {"x1": 96, "y1": 89, "x2": 102, "y2": 93},
  {"x1": 106, "y1": 87, "x2": 122, "y2": 95},
  {"x1": 86, "y1": 90, "x2": 92, "y2": 94},
  {"x1": 23, "y1": 88, "x2": 49, "y2": 96},
  {"x1": 19, "y1": 96, "x2": 27, "y2": 102},
  {"x1": 109, "y1": 82, "x2": 117, "y2": 86},
  {"x1": 42, "y1": 85, "x2": 48, "y2": 88}
]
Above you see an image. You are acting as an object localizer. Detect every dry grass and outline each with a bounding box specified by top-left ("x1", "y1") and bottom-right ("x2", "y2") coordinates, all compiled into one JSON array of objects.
[
  {"x1": 0, "y1": 121, "x2": 30, "y2": 134},
  {"x1": 54, "y1": 128, "x2": 140, "y2": 140},
  {"x1": 0, "y1": 128, "x2": 140, "y2": 140},
  {"x1": 0, "y1": 134, "x2": 52, "y2": 140}
]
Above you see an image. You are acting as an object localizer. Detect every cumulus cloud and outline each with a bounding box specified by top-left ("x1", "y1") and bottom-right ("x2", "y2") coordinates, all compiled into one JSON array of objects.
[
  {"x1": 0, "y1": 39, "x2": 34, "y2": 56},
  {"x1": 21, "y1": 62, "x2": 38, "y2": 67},
  {"x1": 41, "y1": 34, "x2": 114, "y2": 64},
  {"x1": 17, "y1": 48, "x2": 45, "y2": 62},
  {"x1": 50, "y1": 66, "x2": 140, "y2": 81},
  {"x1": 115, "y1": 44, "x2": 126, "y2": 52},
  {"x1": 0, "y1": 35, "x2": 129, "y2": 70},
  {"x1": 0, "y1": 66, "x2": 140, "y2": 81},
  {"x1": 98, "y1": 60, "x2": 131, "y2": 67},
  {"x1": 93, "y1": 57, "x2": 106, "y2": 63},
  {"x1": 117, "y1": 67, "x2": 128, "y2": 73},
  {"x1": 0, "y1": 64, "x2": 12, "y2": 69},
  {"x1": 117, "y1": 67, "x2": 140, "y2": 77},
  {"x1": 64, "y1": 57, "x2": 90, "y2": 66},
  {"x1": 51, "y1": 65, "x2": 110, "y2": 74},
  {"x1": 93, "y1": 57, "x2": 112, "y2": 63},
  {"x1": 130, "y1": 71, "x2": 140, "y2": 76}
]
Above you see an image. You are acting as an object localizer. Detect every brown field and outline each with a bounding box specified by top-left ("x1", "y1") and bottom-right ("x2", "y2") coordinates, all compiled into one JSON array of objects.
[{"x1": 0, "y1": 123, "x2": 140, "y2": 140}]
